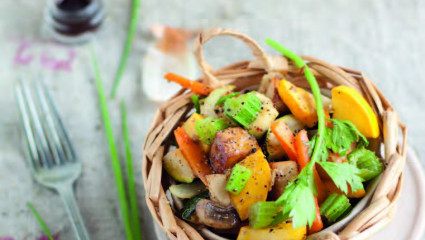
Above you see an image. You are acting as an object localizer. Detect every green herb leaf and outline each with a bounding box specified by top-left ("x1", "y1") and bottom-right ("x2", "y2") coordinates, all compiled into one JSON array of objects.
[
  {"x1": 191, "y1": 95, "x2": 201, "y2": 114},
  {"x1": 307, "y1": 132, "x2": 329, "y2": 162},
  {"x1": 326, "y1": 119, "x2": 369, "y2": 156},
  {"x1": 27, "y1": 202, "x2": 54, "y2": 240},
  {"x1": 181, "y1": 191, "x2": 210, "y2": 219},
  {"x1": 121, "y1": 101, "x2": 143, "y2": 240},
  {"x1": 265, "y1": 39, "x2": 325, "y2": 229},
  {"x1": 110, "y1": 0, "x2": 141, "y2": 98},
  {"x1": 318, "y1": 161, "x2": 365, "y2": 194},
  {"x1": 275, "y1": 165, "x2": 316, "y2": 228},
  {"x1": 265, "y1": 39, "x2": 326, "y2": 164},
  {"x1": 265, "y1": 39, "x2": 368, "y2": 230},
  {"x1": 91, "y1": 47, "x2": 134, "y2": 240}
]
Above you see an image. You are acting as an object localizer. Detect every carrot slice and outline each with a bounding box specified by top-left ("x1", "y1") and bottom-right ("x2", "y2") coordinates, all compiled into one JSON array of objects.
[
  {"x1": 165, "y1": 73, "x2": 214, "y2": 95},
  {"x1": 174, "y1": 127, "x2": 213, "y2": 185},
  {"x1": 324, "y1": 109, "x2": 333, "y2": 128},
  {"x1": 293, "y1": 129, "x2": 309, "y2": 169},
  {"x1": 323, "y1": 180, "x2": 366, "y2": 198},
  {"x1": 270, "y1": 120, "x2": 297, "y2": 161},
  {"x1": 294, "y1": 130, "x2": 324, "y2": 233},
  {"x1": 308, "y1": 198, "x2": 324, "y2": 234}
]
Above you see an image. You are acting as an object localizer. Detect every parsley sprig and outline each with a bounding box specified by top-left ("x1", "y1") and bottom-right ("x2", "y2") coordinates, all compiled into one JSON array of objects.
[
  {"x1": 318, "y1": 161, "x2": 364, "y2": 194},
  {"x1": 275, "y1": 163, "x2": 316, "y2": 227},
  {"x1": 265, "y1": 39, "x2": 368, "y2": 229},
  {"x1": 325, "y1": 119, "x2": 368, "y2": 156}
]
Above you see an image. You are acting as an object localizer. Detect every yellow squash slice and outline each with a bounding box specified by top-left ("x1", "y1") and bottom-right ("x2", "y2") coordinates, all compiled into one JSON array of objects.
[
  {"x1": 230, "y1": 150, "x2": 271, "y2": 220},
  {"x1": 277, "y1": 79, "x2": 317, "y2": 127},
  {"x1": 331, "y1": 85, "x2": 379, "y2": 138},
  {"x1": 237, "y1": 221, "x2": 306, "y2": 240}
]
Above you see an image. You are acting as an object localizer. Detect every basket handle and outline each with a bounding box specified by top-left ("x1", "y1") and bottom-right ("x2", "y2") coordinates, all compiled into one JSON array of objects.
[{"x1": 194, "y1": 28, "x2": 273, "y2": 86}]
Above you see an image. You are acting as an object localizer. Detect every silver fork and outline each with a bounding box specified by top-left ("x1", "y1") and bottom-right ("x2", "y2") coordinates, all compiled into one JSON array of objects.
[{"x1": 15, "y1": 79, "x2": 90, "y2": 240}]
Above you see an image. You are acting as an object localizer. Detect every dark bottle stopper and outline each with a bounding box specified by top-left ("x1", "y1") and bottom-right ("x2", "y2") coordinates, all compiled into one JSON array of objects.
[{"x1": 43, "y1": 0, "x2": 105, "y2": 44}]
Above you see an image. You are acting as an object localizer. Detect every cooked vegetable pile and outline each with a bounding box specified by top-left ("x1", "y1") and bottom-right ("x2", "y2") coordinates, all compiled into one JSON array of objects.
[{"x1": 162, "y1": 41, "x2": 383, "y2": 240}]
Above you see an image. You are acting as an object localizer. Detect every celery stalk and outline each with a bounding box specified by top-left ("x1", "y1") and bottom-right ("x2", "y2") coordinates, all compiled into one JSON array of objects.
[
  {"x1": 320, "y1": 193, "x2": 351, "y2": 222},
  {"x1": 224, "y1": 92, "x2": 262, "y2": 127},
  {"x1": 195, "y1": 117, "x2": 228, "y2": 145},
  {"x1": 249, "y1": 201, "x2": 280, "y2": 229},
  {"x1": 225, "y1": 164, "x2": 252, "y2": 195},
  {"x1": 348, "y1": 148, "x2": 383, "y2": 181}
]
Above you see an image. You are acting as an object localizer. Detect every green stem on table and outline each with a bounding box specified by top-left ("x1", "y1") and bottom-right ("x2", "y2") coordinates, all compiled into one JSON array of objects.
[
  {"x1": 121, "y1": 100, "x2": 143, "y2": 240},
  {"x1": 264, "y1": 38, "x2": 325, "y2": 166},
  {"x1": 90, "y1": 46, "x2": 134, "y2": 240},
  {"x1": 110, "y1": 0, "x2": 141, "y2": 98},
  {"x1": 27, "y1": 202, "x2": 54, "y2": 240}
]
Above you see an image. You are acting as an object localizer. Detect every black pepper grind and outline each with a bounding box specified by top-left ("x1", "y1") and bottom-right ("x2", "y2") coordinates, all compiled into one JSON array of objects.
[{"x1": 43, "y1": 0, "x2": 104, "y2": 44}]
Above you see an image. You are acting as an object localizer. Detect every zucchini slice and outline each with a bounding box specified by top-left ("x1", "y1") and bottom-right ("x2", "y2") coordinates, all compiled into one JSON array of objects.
[{"x1": 163, "y1": 149, "x2": 196, "y2": 183}]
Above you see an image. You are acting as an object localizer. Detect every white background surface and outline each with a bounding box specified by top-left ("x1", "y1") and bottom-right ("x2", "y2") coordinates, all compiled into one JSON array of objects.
[{"x1": 0, "y1": 0, "x2": 424, "y2": 239}]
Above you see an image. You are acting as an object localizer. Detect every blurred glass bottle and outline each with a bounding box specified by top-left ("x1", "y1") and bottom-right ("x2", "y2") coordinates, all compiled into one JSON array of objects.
[
  {"x1": 43, "y1": 0, "x2": 105, "y2": 44},
  {"x1": 142, "y1": 25, "x2": 198, "y2": 102}
]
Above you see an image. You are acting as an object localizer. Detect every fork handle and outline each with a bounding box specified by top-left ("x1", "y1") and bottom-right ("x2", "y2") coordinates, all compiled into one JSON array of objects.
[{"x1": 57, "y1": 184, "x2": 90, "y2": 240}]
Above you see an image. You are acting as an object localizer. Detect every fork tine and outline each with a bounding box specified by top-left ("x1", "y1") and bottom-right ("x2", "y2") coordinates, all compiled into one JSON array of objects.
[
  {"x1": 39, "y1": 78, "x2": 76, "y2": 162},
  {"x1": 15, "y1": 84, "x2": 40, "y2": 169},
  {"x1": 34, "y1": 79, "x2": 67, "y2": 165},
  {"x1": 19, "y1": 79, "x2": 54, "y2": 168}
]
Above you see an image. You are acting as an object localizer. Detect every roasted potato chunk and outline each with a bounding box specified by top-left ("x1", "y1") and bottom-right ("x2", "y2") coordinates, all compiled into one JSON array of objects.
[
  {"x1": 269, "y1": 161, "x2": 299, "y2": 200},
  {"x1": 258, "y1": 72, "x2": 288, "y2": 113},
  {"x1": 210, "y1": 127, "x2": 259, "y2": 173},
  {"x1": 206, "y1": 174, "x2": 232, "y2": 207}
]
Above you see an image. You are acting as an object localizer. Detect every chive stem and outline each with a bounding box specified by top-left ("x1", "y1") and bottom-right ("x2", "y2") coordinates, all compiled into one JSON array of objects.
[
  {"x1": 27, "y1": 202, "x2": 54, "y2": 240},
  {"x1": 90, "y1": 46, "x2": 134, "y2": 240},
  {"x1": 110, "y1": 0, "x2": 141, "y2": 98},
  {"x1": 121, "y1": 100, "x2": 143, "y2": 240}
]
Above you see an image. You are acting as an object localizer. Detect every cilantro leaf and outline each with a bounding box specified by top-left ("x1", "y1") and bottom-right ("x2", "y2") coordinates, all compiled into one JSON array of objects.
[
  {"x1": 276, "y1": 164, "x2": 316, "y2": 228},
  {"x1": 318, "y1": 161, "x2": 365, "y2": 194}
]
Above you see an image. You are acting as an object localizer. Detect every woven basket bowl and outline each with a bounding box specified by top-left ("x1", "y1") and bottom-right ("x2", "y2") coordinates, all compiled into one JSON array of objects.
[{"x1": 142, "y1": 28, "x2": 408, "y2": 240}]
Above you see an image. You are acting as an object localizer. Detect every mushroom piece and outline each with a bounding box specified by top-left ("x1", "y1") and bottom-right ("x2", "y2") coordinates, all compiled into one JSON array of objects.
[{"x1": 195, "y1": 199, "x2": 240, "y2": 229}]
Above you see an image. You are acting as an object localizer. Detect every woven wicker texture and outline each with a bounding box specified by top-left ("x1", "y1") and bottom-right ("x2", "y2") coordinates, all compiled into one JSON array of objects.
[{"x1": 142, "y1": 28, "x2": 407, "y2": 240}]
